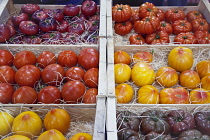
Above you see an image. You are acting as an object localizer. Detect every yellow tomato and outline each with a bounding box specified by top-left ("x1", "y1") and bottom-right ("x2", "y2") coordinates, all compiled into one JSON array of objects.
[
  {"x1": 190, "y1": 88, "x2": 210, "y2": 104},
  {"x1": 0, "y1": 112, "x2": 14, "y2": 137},
  {"x1": 114, "y1": 51, "x2": 131, "y2": 65},
  {"x1": 156, "y1": 66, "x2": 178, "y2": 87},
  {"x1": 196, "y1": 60, "x2": 210, "y2": 78},
  {"x1": 168, "y1": 47, "x2": 193, "y2": 72},
  {"x1": 114, "y1": 63, "x2": 131, "y2": 84},
  {"x1": 69, "y1": 132, "x2": 92, "y2": 140},
  {"x1": 137, "y1": 85, "x2": 159, "y2": 104},
  {"x1": 131, "y1": 62, "x2": 155, "y2": 87},
  {"x1": 201, "y1": 75, "x2": 210, "y2": 90},
  {"x1": 37, "y1": 129, "x2": 66, "y2": 140},
  {"x1": 115, "y1": 83, "x2": 134, "y2": 103},
  {"x1": 3, "y1": 135, "x2": 31, "y2": 140}
]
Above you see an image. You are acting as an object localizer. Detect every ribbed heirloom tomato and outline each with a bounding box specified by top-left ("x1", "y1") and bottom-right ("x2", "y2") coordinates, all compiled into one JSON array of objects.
[
  {"x1": 190, "y1": 88, "x2": 210, "y2": 104},
  {"x1": 114, "y1": 63, "x2": 131, "y2": 84},
  {"x1": 145, "y1": 31, "x2": 169, "y2": 44},
  {"x1": 186, "y1": 10, "x2": 204, "y2": 22},
  {"x1": 165, "y1": 9, "x2": 185, "y2": 23},
  {"x1": 114, "y1": 51, "x2": 131, "y2": 65},
  {"x1": 174, "y1": 32, "x2": 197, "y2": 44},
  {"x1": 191, "y1": 18, "x2": 209, "y2": 32},
  {"x1": 37, "y1": 51, "x2": 57, "y2": 68},
  {"x1": 172, "y1": 20, "x2": 192, "y2": 35},
  {"x1": 84, "y1": 68, "x2": 98, "y2": 88},
  {"x1": 194, "y1": 31, "x2": 210, "y2": 44},
  {"x1": 0, "y1": 65, "x2": 16, "y2": 84},
  {"x1": 83, "y1": 88, "x2": 98, "y2": 104},
  {"x1": 0, "y1": 49, "x2": 14, "y2": 66},
  {"x1": 115, "y1": 83, "x2": 134, "y2": 103},
  {"x1": 112, "y1": 4, "x2": 132, "y2": 23},
  {"x1": 129, "y1": 34, "x2": 145, "y2": 45},
  {"x1": 157, "y1": 21, "x2": 173, "y2": 35},
  {"x1": 114, "y1": 21, "x2": 132, "y2": 36},
  {"x1": 65, "y1": 66, "x2": 85, "y2": 81},
  {"x1": 139, "y1": 2, "x2": 158, "y2": 19},
  {"x1": 132, "y1": 51, "x2": 153, "y2": 63},
  {"x1": 196, "y1": 60, "x2": 210, "y2": 78},
  {"x1": 58, "y1": 50, "x2": 78, "y2": 68}
]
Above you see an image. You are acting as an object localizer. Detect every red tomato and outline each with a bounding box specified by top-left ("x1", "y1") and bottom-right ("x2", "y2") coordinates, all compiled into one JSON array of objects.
[
  {"x1": 83, "y1": 88, "x2": 98, "y2": 103},
  {"x1": 38, "y1": 86, "x2": 61, "y2": 104},
  {"x1": 41, "y1": 64, "x2": 65, "y2": 86},
  {"x1": 0, "y1": 65, "x2": 16, "y2": 84},
  {"x1": 165, "y1": 9, "x2": 185, "y2": 23},
  {"x1": 81, "y1": 0, "x2": 97, "y2": 16},
  {"x1": 15, "y1": 65, "x2": 41, "y2": 87},
  {"x1": 37, "y1": 51, "x2": 57, "y2": 68},
  {"x1": 84, "y1": 68, "x2": 98, "y2": 88},
  {"x1": 65, "y1": 66, "x2": 85, "y2": 81},
  {"x1": 0, "y1": 49, "x2": 14, "y2": 66},
  {"x1": 0, "y1": 83, "x2": 14, "y2": 104},
  {"x1": 61, "y1": 80, "x2": 86, "y2": 104},
  {"x1": 58, "y1": 50, "x2": 78, "y2": 68},
  {"x1": 78, "y1": 48, "x2": 99, "y2": 70},
  {"x1": 12, "y1": 86, "x2": 37, "y2": 104},
  {"x1": 172, "y1": 20, "x2": 192, "y2": 35},
  {"x1": 14, "y1": 50, "x2": 36, "y2": 69}
]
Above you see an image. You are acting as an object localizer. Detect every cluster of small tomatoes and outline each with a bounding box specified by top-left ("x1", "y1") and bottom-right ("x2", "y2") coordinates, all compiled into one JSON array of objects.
[{"x1": 112, "y1": 2, "x2": 210, "y2": 44}]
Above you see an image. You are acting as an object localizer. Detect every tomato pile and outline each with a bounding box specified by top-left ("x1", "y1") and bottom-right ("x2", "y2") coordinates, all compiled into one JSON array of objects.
[
  {"x1": 0, "y1": 0, "x2": 99, "y2": 44},
  {"x1": 112, "y1": 2, "x2": 210, "y2": 44},
  {"x1": 114, "y1": 46, "x2": 210, "y2": 104},
  {"x1": 0, "y1": 48, "x2": 99, "y2": 104},
  {"x1": 117, "y1": 109, "x2": 210, "y2": 140}
]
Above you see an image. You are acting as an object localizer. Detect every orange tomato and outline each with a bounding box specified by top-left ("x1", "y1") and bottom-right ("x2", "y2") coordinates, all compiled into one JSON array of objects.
[
  {"x1": 196, "y1": 60, "x2": 210, "y2": 78},
  {"x1": 37, "y1": 129, "x2": 66, "y2": 140},
  {"x1": 69, "y1": 132, "x2": 92, "y2": 140},
  {"x1": 201, "y1": 75, "x2": 210, "y2": 90},
  {"x1": 114, "y1": 51, "x2": 131, "y2": 65},
  {"x1": 190, "y1": 88, "x2": 210, "y2": 104},
  {"x1": 132, "y1": 51, "x2": 153, "y2": 63},
  {"x1": 115, "y1": 83, "x2": 134, "y2": 103}
]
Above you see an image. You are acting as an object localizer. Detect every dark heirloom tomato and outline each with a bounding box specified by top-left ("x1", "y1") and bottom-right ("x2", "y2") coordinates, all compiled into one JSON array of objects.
[
  {"x1": 114, "y1": 21, "x2": 132, "y2": 36},
  {"x1": 21, "y1": 4, "x2": 40, "y2": 15},
  {"x1": 0, "y1": 83, "x2": 14, "y2": 104},
  {"x1": 0, "y1": 65, "x2": 16, "y2": 84},
  {"x1": 63, "y1": 33, "x2": 81, "y2": 44},
  {"x1": 117, "y1": 129, "x2": 140, "y2": 140},
  {"x1": 31, "y1": 10, "x2": 49, "y2": 24},
  {"x1": 178, "y1": 129, "x2": 210, "y2": 140},
  {"x1": 11, "y1": 13, "x2": 29, "y2": 26},
  {"x1": 49, "y1": 9, "x2": 64, "y2": 22},
  {"x1": 139, "y1": 2, "x2": 158, "y2": 19},
  {"x1": 81, "y1": 0, "x2": 97, "y2": 16},
  {"x1": 37, "y1": 51, "x2": 57, "y2": 68},
  {"x1": 61, "y1": 80, "x2": 86, "y2": 104},
  {"x1": 112, "y1": 4, "x2": 132, "y2": 23},
  {"x1": 141, "y1": 110, "x2": 170, "y2": 135},
  {"x1": 41, "y1": 64, "x2": 64, "y2": 86},
  {"x1": 12, "y1": 86, "x2": 37, "y2": 104},
  {"x1": 84, "y1": 68, "x2": 98, "y2": 88},
  {"x1": 194, "y1": 30, "x2": 210, "y2": 44},
  {"x1": 172, "y1": 20, "x2": 192, "y2": 35},
  {"x1": 56, "y1": 20, "x2": 69, "y2": 33},
  {"x1": 65, "y1": 66, "x2": 85, "y2": 81},
  {"x1": 134, "y1": 16, "x2": 160, "y2": 35},
  {"x1": 157, "y1": 9, "x2": 165, "y2": 21},
  {"x1": 14, "y1": 50, "x2": 36, "y2": 69},
  {"x1": 186, "y1": 10, "x2": 204, "y2": 22},
  {"x1": 130, "y1": 9, "x2": 139, "y2": 24},
  {"x1": 165, "y1": 9, "x2": 185, "y2": 23},
  {"x1": 146, "y1": 31, "x2": 169, "y2": 44},
  {"x1": 129, "y1": 34, "x2": 145, "y2": 45},
  {"x1": 174, "y1": 32, "x2": 197, "y2": 44},
  {"x1": 15, "y1": 65, "x2": 41, "y2": 87},
  {"x1": 83, "y1": 88, "x2": 98, "y2": 103},
  {"x1": 117, "y1": 111, "x2": 140, "y2": 132},
  {"x1": 86, "y1": 20, "x2": 99, "y2": 32},
  {"x1": 22, "y1": 35, "x2": 42, "y2": 44},
  {"x1": 0, "y1": 24, "x2": 11, "y2": 43},
  {"x1": 145, "y1": 131, "x2": 172, "y2": 140},
  {"x1": 191, "y1": 18, "x2": 209, "y2": 32},
  {"x1": 63, "y1": 4, "x2": 80, "y2": 17},
  {"x1": 42, "y1": 31, "x2": 63, "y2": 44},
  {"x1": 78, "y1": 48, "x2": 99, "y2": 70},
  {"x1": 19, "y1": 20, "x2": 39, "y2": 36},
  {"x1": 39, "y1": 17, "x2": 57, "y2": 32},
  {"x1": 58, "y1": 50, "x2": 78, "y2": 68},
  {"x1": 194, "y1": 112, "x2": 210, "y2": 136},
  {"x1": 166, "y1": 110, "x2": 195, "y2": 136},
  {"x1": 158, "y1": 21, "x2": 173, "y2": 35},
  {"x1": 38, "y1": 86, "x2": 61, "y2": 104},
  {"x1": 0, "y1": 49, "x2": 13, "y2": 66},
  {"x1": 67, "y1": 22, "x2": 85, "y2": 35},
  {"x1": 6, "y1": 24, "x2": 16, "y2": 37}
]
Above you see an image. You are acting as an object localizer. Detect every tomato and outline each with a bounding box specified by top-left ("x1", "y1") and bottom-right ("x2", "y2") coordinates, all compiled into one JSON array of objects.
[
  {"x1": 21, "y1": 4, "x2": 40, "y2": 15},
  {"x1": 112, "y1": 4, "x2": 132, "y2": 22},
  {"x1": 14, "y1": 50, "x2": 36, "y2": 69},
  {"x1": 157, "y1": 9, "x2": 165, "y2": 21},
  {"x1": 19, "y1": 21, "x2": 39, "y2": 36},
  {"x1": 69, "y1": 132, "x2": 92, "y2": 140},
  {"x1": 0, "y1": 83, "x2": 14, "y2": 104},
  {"x1": 194, "y1": 31, "x2": 210, "y2": 44},
  {"x1": 186, "y1": 10, "x2": 204, "y2": 22},
  {"x1": 83, "y1": 88, "x2": 98, "y2": 104},
  {"x1": 37, "y1": 51, "x2": 57, "y2": 69},
  {"x1": 191, "y1": 18, "x2": 209, "y2": 32},
  {"x1": 61, "y1": 80, "x2": 86, "y2": 104},
  {"x1": 196, "y1": 60, "x2": 210, "y2": 78},
  {"x1": 63, "y1": 4, "x2": 80, "y2": 17},
  {"x1": 130, "y1": 9, "x2": 139, "y2": 24},
  {"x1": 159, "y1": 87, "x2": 189, "y2": 104},
  {"x1": 0, "y1": 49, "x2": 14, "y2": 66},
  {"x1": 11, "y1": 13, "x2": 29, "y2": 26},
  {"x1": 201, "y1": 75, "x2": 210, "y2": 90},
  {"x1": 139, "y1": 2, "x2": 158, "y2": 19},
  {"x1": 137, "y1": 85, "x2": 159, "y2": 104},
  {"x1": 22, "y1": 35, "x2": 42, "y2": 44},
  {"x1": 0, "y1": 24, "x2": 11, "y2": 43},
  {"x1": 81, "y1": 0, "x2": 97, "y2": 16},
  {"x1": 57, "y1": 50, "x2": 78, "y2": 68},
  {"x1": 84, "y1": 68, "x2": 98, "y2": 88},
  {"x1": 65, "y1": 66, "x2": 85, "y2": 81},
  {"x1": 56, "y1": 20, "x2": 69, "y2": 33},
  {"x1": 38, "y1": 86, "x2": 61, "y2": 104},
  {"x1": 132, "y1": 51, "x2": 153, "y2": 63},
  {"x1": 114, "y1": 51, "x2": 131, "y2": 65},
  {"x1": 165, "y1": 9, "x2": 185, "y2": 23},
  {"x1": 39, "y1": 17, "x2": 57, "y2": 32},
  {"x1": 115, "y1": 83, "x2": 134, "y2": 103},
  {"x1": 49, "y1": 9, "x2": 64, "y2": 22},
  {"x1": 41, "y1": 64, "x2": 65, "y2": 86},
  {"x1": 0, "y1": 65, "x2": 15, "y2": 84},
  {"x1": 15, "y1": 65, "x2": 41, "y2": 87},
  {"x1": 157, "y1": 21, "x2": 173, "y2": 35},
  {"x1": 114, "y1": 63, "x2": 131, "y2": 84},
  {"x1": 174, "y1": 32, "x2": 197, "y2": 44},
  {"x1": 12, "y1": 86, "x2": 37, "y2": 104},
  {"x1": 32, "y1": 10, "x2": 49, "y2": 24},
  {"x1": 190, "y1": 88, "x2": 210, "y2": 104},
  {"x1": 179, "y1": 70, "x2": 200, "y2": 89},
  {"x1": 134, "y1": 16, "x2": 160, "y2": 35},
  {"x1": 145, "y1": 31, "x2": 170, "y2": 44},
  {"x1": 78, "y1": 48, "x2": 99, "y2": 70},
  {"x1": 172, "y1": 20, "x2": 192, "y2": 35},
  {"x1": 114, "y1": 21, "x2": 132, "y2": 36},
  {"x1": 129, "y1": 34, "x2": 145, "y2": 45},
  {"x1": 67, "y1": 22, "x2": 85, "y2": 35}
]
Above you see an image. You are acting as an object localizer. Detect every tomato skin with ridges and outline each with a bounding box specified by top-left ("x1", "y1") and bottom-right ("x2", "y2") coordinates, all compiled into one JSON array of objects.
[
  {"x1": 114, "y1": 21, "x2": 132, "y2": 36},
  {"x1": 115, "y1": 83, "x2": 134, "y2": 103},
  {"x1": 112, "y1": 4, "x2": 132, "y2": 23},
  {"x1": 190, "y1": 88, "x2": 210, "y2": 104},
  {"x1": 0, "y1": 49, "x2": 14, "y2": 66}
]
